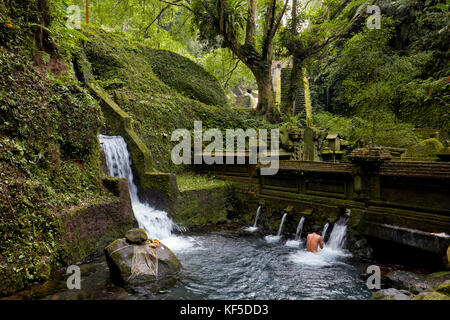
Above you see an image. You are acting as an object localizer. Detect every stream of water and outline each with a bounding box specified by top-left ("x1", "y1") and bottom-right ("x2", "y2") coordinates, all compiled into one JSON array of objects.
[{"x1": 244, "y1": 205, "x2": 262, "y2": 232}]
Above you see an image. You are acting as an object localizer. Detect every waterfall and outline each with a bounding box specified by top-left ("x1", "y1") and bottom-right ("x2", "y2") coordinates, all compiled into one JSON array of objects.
[
  {"x1": 321, "y1": 222, "x2": 329, "y2": 240},
  {"x1": 294, "y1": 217, "x2": 306, "y2": 240},
  {"x1": 327, "y1": 218, "x2": 348, "y2": 250},
  {"x1": 253, "y1": 206, "x2": 262, "y2": 228},
  {"x1": 245, "y1": 205, "x2": 262, "y2": 232},
  {"x1": 276, "y1": 213, "x2": 288, "y2": 237},
  {"x1": 99, "y1": 135, "x2": 175, "y2": 240}
]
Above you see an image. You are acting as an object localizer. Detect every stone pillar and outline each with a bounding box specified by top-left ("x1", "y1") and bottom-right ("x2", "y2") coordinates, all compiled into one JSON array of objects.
[
  {"x1": 348, "y1": 148, "x2": 392, "y2": 202},
  {"x1": 303, "y1": 127, "x2": 315, "y2": 161}
]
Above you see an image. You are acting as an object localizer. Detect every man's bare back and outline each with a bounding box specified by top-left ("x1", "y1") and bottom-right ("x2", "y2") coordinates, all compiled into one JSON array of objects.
[{"x1": 306, "y1": 232, "x2": 324, "y2": 253}]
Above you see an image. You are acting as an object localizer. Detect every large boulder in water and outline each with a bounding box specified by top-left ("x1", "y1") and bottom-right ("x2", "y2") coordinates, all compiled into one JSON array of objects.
[{"x1": 104, "y1": 228, "x2": 182, "y2": 290}]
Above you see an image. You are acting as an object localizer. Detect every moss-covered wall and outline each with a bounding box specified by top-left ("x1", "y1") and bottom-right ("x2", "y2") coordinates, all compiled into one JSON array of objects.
[
  {"x1": 88, "y1": 83, "x2": 154, "y2": 178},
  {"x1": 0, "y1": 1, "x2": 131, "y2": 296},
  {"x1": 58, "y1": 178, "x2": 133, "y2": 264},
  {"x1": 174, "y1": 188, "x2": 228, "y2": 227},
  {"x1": 173, "y1": 175, "x2": 230, "y2": 227}
]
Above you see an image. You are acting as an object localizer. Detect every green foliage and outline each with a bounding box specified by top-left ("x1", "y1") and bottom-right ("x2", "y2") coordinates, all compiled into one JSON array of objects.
[
  {"x1": 311, "y1": 1, "x2": 450, "y2": 130},
  {"x1": 67, "y1": 0, "x2": 192, "y2": 46},
  {"x1": 191, "y1": 0, "x2": 247, "y2": 50},
  {"x1": 278, "y1": 0, "x2": 368, "y2": 58},
  {"x1": 313, "y1": 111, "x2": 420, "y2": 148},
  {"x1": 176, "y1": 173, "x2": 227, "y2": 192},
  {"x1": 395, "y1": 76, "x2": 450, "y2": 130},
  {"x1": 284, "y1": 112, "x2": 303, "y2": 130},
  {"x1": 198, "y1": 48, "x2": 255, "y2": 92}
]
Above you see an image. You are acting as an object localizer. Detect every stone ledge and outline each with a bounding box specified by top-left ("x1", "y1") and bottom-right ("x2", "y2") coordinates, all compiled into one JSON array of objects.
[{"x1": 360, "y1": 221, "x2": 450, "y2": 255}]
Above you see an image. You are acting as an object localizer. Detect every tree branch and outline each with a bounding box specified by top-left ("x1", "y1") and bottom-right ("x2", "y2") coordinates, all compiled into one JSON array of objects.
[
  {"x1": 224, "y1": 58, "x2": 240, "y2": 88},
  {"x1": 245, "y1": 0, "x2": 256, "y2": 47},
  {"x1": 271, "y1": 0, "x2": 290, "y2": 40},
  {"x1": 303, "y1": 0, "x2": 377, "y2": 58},
  {"x1": 156, "y1": 0, "x2": 193, "y2": 12},
  {"x1": 143, "y1": 4, "x2": 171, "y2": 38}
]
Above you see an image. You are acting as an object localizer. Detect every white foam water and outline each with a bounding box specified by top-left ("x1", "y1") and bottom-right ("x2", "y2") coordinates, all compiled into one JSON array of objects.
[
  {"x1": 327, "y1": 219, "x2": 348, "y2": 250},
  {"x1": 285, "y1": 239, "x2": 302, "y2": 247},
  {"x1": 264, "y1": 235, "x2": 281, "y2": 243},
  {"x1": 99, "y1": 135, "x2": 193, "y2": 252},
  {"x1": 277, "y1": 213, "x2": 288, "y2": 236}
]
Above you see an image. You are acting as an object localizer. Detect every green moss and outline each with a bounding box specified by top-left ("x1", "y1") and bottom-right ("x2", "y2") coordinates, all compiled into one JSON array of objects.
[
  {"x1": 57, "y1": 195, "x2": 133, "y2": 264},
  {"x1": 176, "y1": 173, "x2": 227, "y2": 192},
  {"x1": 173, "y1": 183, "x2": 230, "y2": 227},
  {"x1": 144, "y1": 49, "x2": 227, "y2": 106},
  {"x1": 87, "y1": 82, "x2": 155, "y2": 179},
  {"x1": 436, "y1": 281, "x2": 450, "y2": 296},
  {"x1": 401, "y1": 138, "x2": 444, "y2": 159},
  {"x1": 428, "y1": 271, "x2": 450, "y2": 279},
  {"x1": 0, "y1": 2, "x2": 118, "y2": 296},
  {"x1": 412, "y1": 291, "x2": 450, "y2": 300}
]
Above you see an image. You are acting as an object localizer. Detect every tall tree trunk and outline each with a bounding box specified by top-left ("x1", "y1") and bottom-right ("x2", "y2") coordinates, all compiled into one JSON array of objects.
[
  {"x1": 287, "y1": 0, "x2": 300, "y2": 116},
  {"x1": 253, "y1": 67, "x2": 275, "y2": 116},
  {"x1": 245, "y1": 0, "x2": 256, "y2": 47}
]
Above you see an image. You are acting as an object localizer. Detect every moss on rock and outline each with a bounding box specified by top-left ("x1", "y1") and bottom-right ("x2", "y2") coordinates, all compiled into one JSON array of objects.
[
  {"x1": 104, "y1": 237, "x2": 181, "y2": 290},
  {"x1": 144, "y1": 49, "x2": 227, "y2": 106},
  {"x1": 173, "y1": 183, "x2": 229, "y2": 228},
  {"x1": 401, "y1": 138, "x2": 444, "y2": 159},
  {"x1": 412, "y1": 290, "x2": 450, "y2": 300},
  {"x1": 436, "y1": 280, "x2": 450, "y2": 296}
]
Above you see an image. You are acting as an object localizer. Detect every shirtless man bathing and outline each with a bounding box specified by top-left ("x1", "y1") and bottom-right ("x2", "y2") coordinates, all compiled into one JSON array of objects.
[{"x1": 306, "y1": 232, "x2": 324, "y2": 253}]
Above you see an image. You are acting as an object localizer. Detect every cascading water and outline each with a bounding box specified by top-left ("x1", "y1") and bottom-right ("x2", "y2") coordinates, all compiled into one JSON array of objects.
[
  {"x1": 321, "y1": 222, "x2": 329, "y2": 241},
  {"x1": 245, "y1": 205, "x2": 262, "y2": 232},
  {"x1": 286, "y1": 216, "x2": 306, "y2": 247},
  {"x1": 327, "y1": 218, "x2": 348, "y2": 250},
  {"x1": 99, "y1": 135, "x2": 176, "y2": 241},
  {"x1": 295, "y1": 216, "x2": 306, "y2": 240},
  {"x1": 265, "y1": 212, "x2": 288, "y2": 243},
  {"x1": 277, "y1": 213, "x2": 288, "y2": 237},
  {"x1": 253, "y1": 206, "x2": 262, "y2": 228}
]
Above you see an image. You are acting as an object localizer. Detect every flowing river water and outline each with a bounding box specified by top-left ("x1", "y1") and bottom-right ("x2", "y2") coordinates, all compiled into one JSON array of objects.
[{"x1": 5, "y1": 135, "x2": 373, "y2": 300}]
